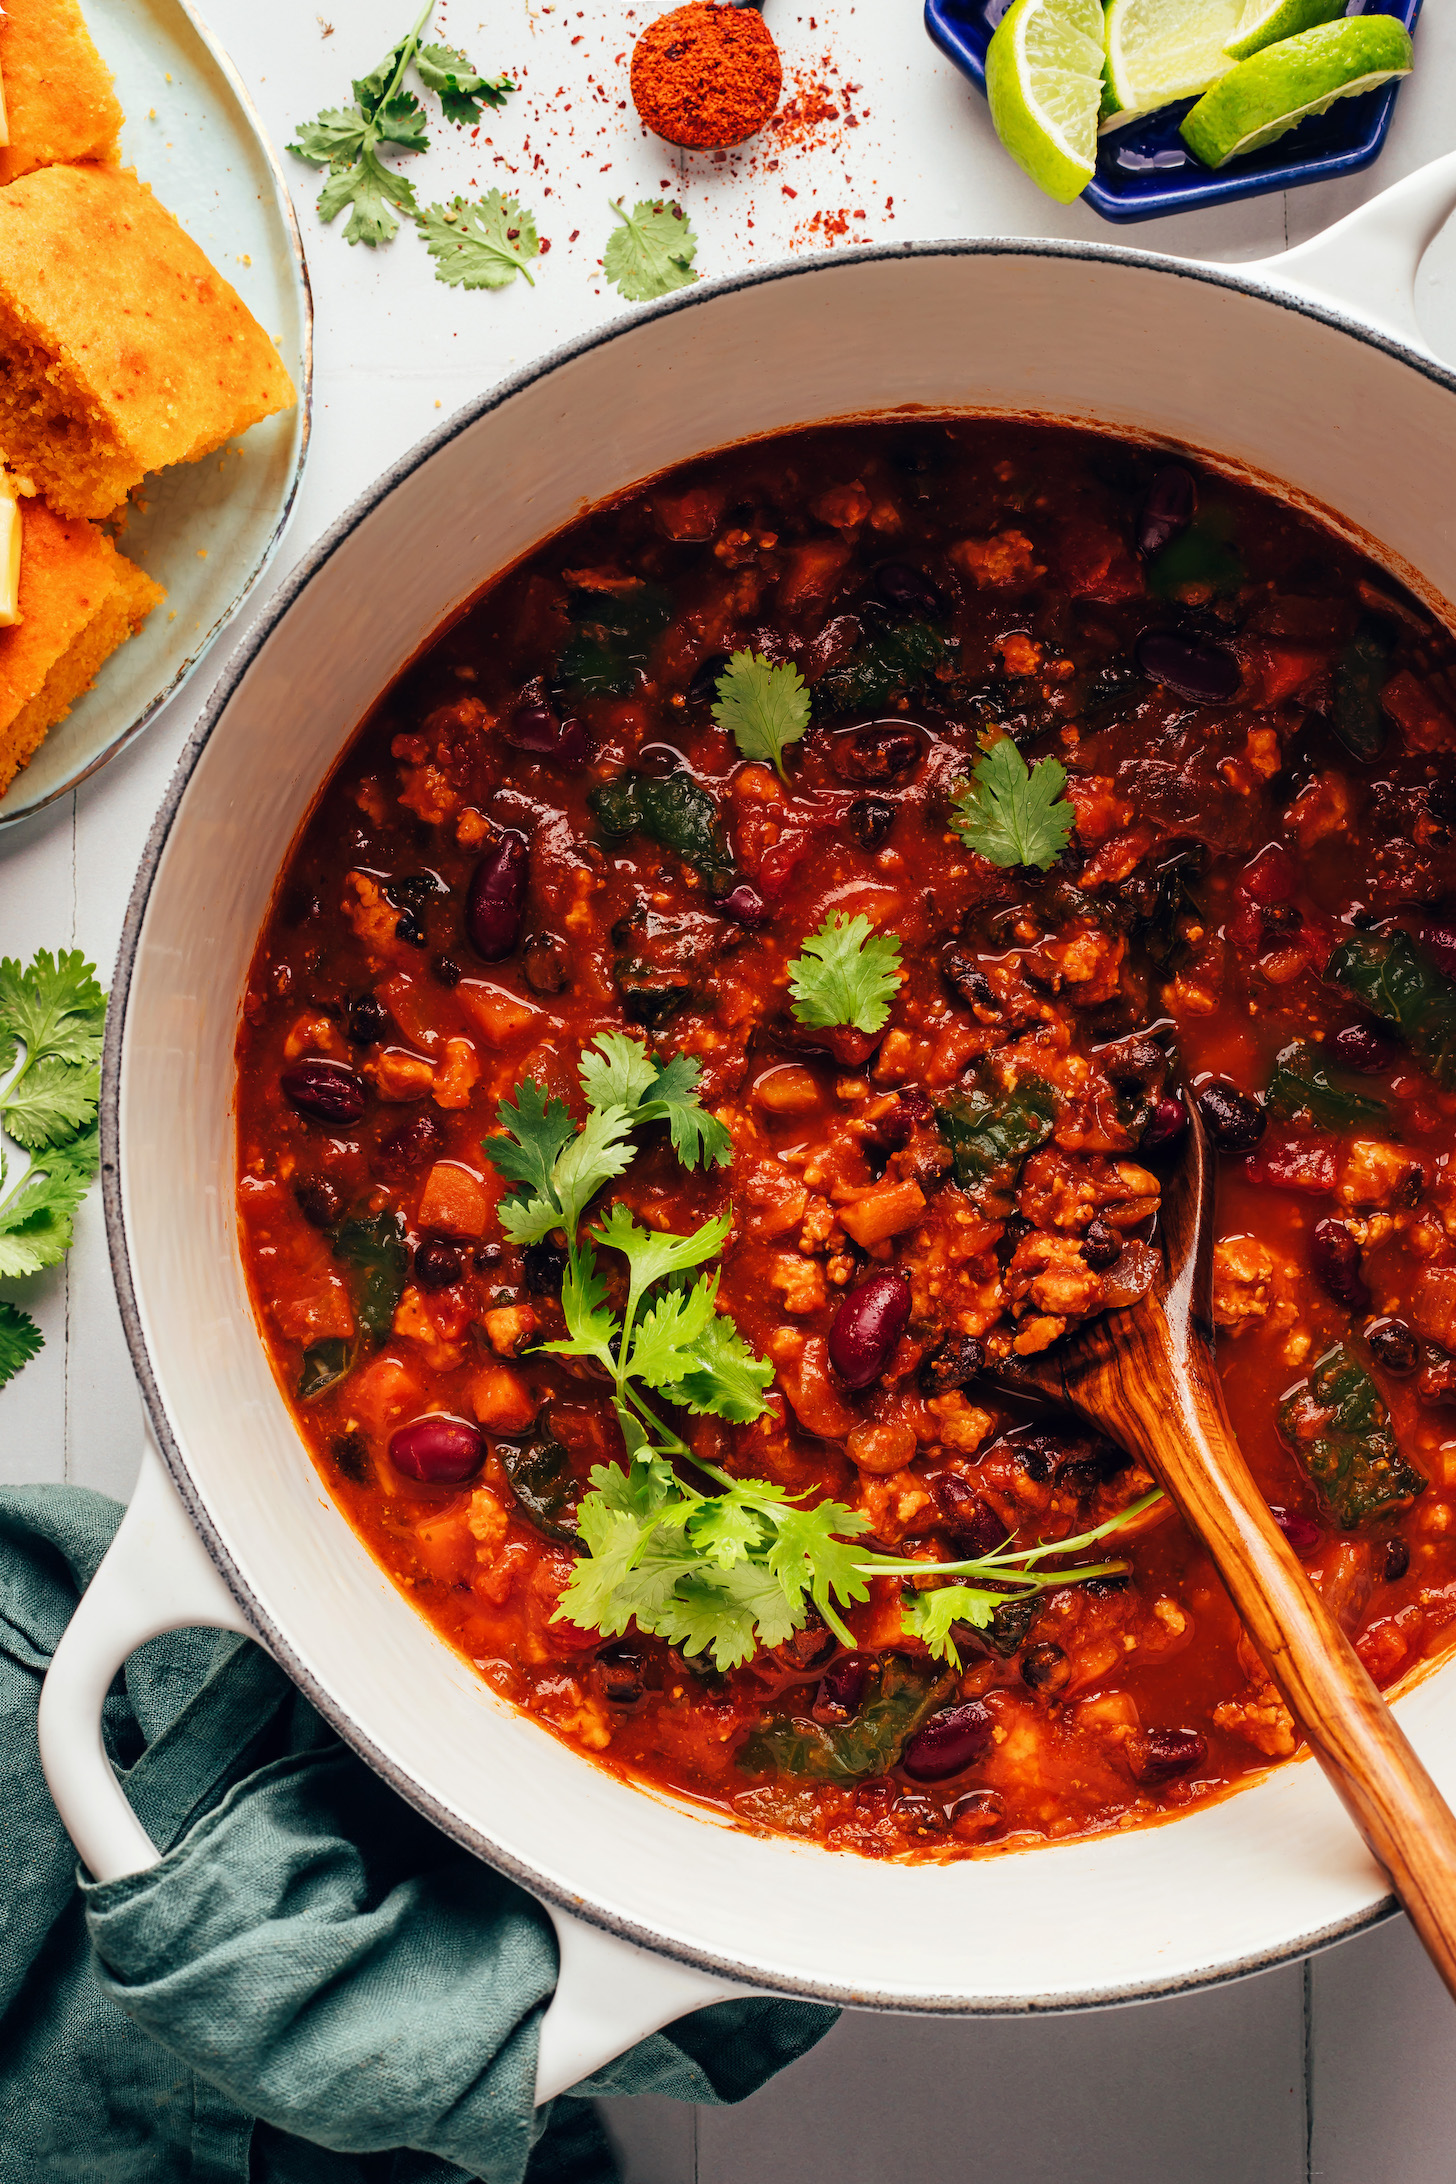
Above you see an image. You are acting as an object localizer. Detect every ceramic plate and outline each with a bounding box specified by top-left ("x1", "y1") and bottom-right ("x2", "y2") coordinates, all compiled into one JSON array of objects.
[{"x1": 0, "y1": 0, "x2": 312, "y2": 828}]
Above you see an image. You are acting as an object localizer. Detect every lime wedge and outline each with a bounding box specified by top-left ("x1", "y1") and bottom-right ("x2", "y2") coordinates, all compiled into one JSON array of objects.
[
  {"x1": 985, "y1": 0, "x2": 1105, "y2": 205},
  {"x1": 1181, "y1": 16, "x2": 1414, "y2": 169},
  {"x1": 1223, "y1": 0, "x2": 1347, "y2": 65},
  {"x1": 1103, "y1": 0, "x2": 1241, "y2": 121}
]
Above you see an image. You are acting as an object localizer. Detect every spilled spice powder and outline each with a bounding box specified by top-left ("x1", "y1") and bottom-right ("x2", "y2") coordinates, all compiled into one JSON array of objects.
[{"x1": 630, "y1": 2, "x2": 783, "y2": 149}]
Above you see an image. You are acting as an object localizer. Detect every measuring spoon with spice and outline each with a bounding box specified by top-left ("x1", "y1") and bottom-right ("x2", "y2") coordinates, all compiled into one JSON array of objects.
[{"x1": 630, "y1": 0, "x2": 782, "y2": 151}]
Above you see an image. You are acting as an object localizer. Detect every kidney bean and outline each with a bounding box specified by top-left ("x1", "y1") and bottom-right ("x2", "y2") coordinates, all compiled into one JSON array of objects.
[
  {"x1": 466, "y1": 832, "x2": 529, "y2": 960},
  {"x1": 1368, "y1": 1318, "x2": 1420, "y2": 1375},
  {"x1": 919, "y1": 1332, "x2": 985, "y2": 1398},
  {"x1": 848, "y1": 795, "x2": 896, "y2": 849},
  {"x1": 1239, "y1": 843, "x2": 1296, "y2": 905},
  {"x1": 294, "y1": 1173, "x2": 345, "y2": 1230},
  {"x1": 893, "y1": 1793, "x2": 949, "y2": 1837},
  {"x1": 1419, "y1": 923, "x2": 1456, "y2": 979},
  {"x1": 828, "y1": 1270, "x2": 912, "y2": 1389},
  {"x1": 1021, "y1": 1640, "x2": 1071, "y2": 1694},
  {"x1": 933, "y1": 1473, "x2": 1006, "y2": 1556},
  {"x1": 414, "y1": 1239, "x2": 463, "y2": 1291},
  {"x1": 902, "y1": 1700, "x2": 994, "y2": 1783},
  {"x1": 1384, "y1": 1536, "x2": 1411, "y2": 1583},
  {"x1": 389, "y1": 1414, "x2": 484, "y2": 1484},
  {"x1": 1135, "y1": 629, "x2": 1241, "y2": 705},
  {"x1": 281, "y1": 1059, "x2": 366, "y2": 1125},
  {"x1": 688, "y1": 651, "x2": 731, "y2": 707},
  {"x1": 720, "y1": 883, "x2": 768, "y2": 926},
  {"x1": 1196, "y1": 1082, "x2": 1266, "y2": 1154},
  {"x1": 1082, "y1": 1217, "x2": 1123, "y2": 1271},
  {"x1": 371, "y1": 1109, "x2": 445, "y2": 1184},
  {"x1": 1129, "y1": 1727, "x2": 1207, "y2": 1785},
  {"x1": 1269, "y1": 1504, "x2": 1322, "y2": 1556},
  {"x1": 812, "y1": 1654, "x2": 870, "y2": 1725},
  {"x1": 1332, "y1": 1023, "x2": 1397, "y2": 1074},
  {"x1": 1140, "y1": 1094, "x2": 1188, "y2": 1155},
  {"x1": 1099, "y1": 1034, "x2": 1168, "y2": 1101},
  {"x1": 831, "y1": 725, "x2": 922, "y2": 787},
  {"x1": 347, "y1": 992, "x2": 389, "y2": 1047},
  {"x1": 1136, "y1": 464, "x2": 1197, "y2": 559},
  {"x1": 503, "y1": 703, "x2": 590, "y2": 770},
  {"x1": 875, "y1": 561, "x2": 947, "y2": 618},
  {"x1": 1311, "y1": 1217, "x2": 1370, "y2": 1311}
]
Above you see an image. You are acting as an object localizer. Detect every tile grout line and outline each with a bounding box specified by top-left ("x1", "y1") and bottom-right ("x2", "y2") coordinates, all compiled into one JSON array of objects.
[{"x1": 1303, "y1": 1956, "x2": 1315, "y2": 2184}]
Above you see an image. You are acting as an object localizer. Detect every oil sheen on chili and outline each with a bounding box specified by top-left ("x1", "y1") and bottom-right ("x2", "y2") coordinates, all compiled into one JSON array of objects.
[{"x1": 236, "y1": 419, "x2": 1456, "y2": 1862}]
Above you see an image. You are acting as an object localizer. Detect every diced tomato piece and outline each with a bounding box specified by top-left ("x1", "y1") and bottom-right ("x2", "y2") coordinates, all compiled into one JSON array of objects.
[
  {"x1": 776, "y1": 537, "x2": 851, "y2": 614},
  {"x1": 652, "y1": 484, "x2": 725, "y2": 542},
  {"x1": 1245, "y1": 1133, "x2": 1337, "y2": 1194},
  {"x1": 1239, "y1": 843, "x2": 1296, "y2": 904},
  {"x1": 1225, "y1": 899, "x2": 1264, "y2": 951},
  {"x1": 1381, "y1": 667, "x2": 1456, "y2": 754},
  {"x1": 1240, "y1": 641, "x2": 1329, "y2": 709}
]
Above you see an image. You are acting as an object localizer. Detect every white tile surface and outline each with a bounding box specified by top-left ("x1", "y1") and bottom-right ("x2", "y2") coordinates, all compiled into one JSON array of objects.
[{"x1": 3, "y1": 0, "x2": 1456, "y2": 2171}]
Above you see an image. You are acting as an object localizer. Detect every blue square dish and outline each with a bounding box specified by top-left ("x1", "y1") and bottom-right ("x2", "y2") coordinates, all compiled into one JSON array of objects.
[{"x1": 923, "y1": 0, "x2": 1423, "y2": 222}]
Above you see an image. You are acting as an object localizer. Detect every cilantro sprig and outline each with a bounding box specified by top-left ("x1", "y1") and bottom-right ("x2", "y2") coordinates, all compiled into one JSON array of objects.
[
  {"x1": 950, "y1": 739, "x2": 1075, "y2": 872},
  {"x1": 789, "y1": 913, "x2": 902, "y2": 1036},
  {"x1": 712, "y1": 651, "x2": 812, "y2": 782},
  {"x1": 0, "y1": 951, "x2": 107, "y2": 1392},
  {"x1": 416, "y1": 191, "x2": 539, "y2": 290},
  {"x1": 603, "y1": 197, "x2": 699, "y2": 303},
  {"x1": 290, "y1": 3, "x2": 514, "y2": 251}
]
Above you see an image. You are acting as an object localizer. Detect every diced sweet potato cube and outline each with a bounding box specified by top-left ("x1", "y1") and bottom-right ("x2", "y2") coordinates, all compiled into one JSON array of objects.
[
  {"x1": 839, "y1": 1179, "x2": 926, "y2": 1246},
  {"x1": 417, "y1": 1161, "x2": 491, "y2": 1239},
  {"x1": 473, "y1": 1366, "x2": 540, "y2": 1433},
  {"x1": 432, "y1": 1037, "x2": 482, "y2": 1110},
  {"x1": 274, "y1": 1282, "x2": 355, "y2": 1344},
  {"x1": 375, "y1": 1047, "x2": 436, "y2": 1101},
  {"x1": 349, "y1": 1354, "x2": 419, "y2": 1436},
  {"x1": 483, "y1": 1304, "x2": 540, "y2": 1358},
  {"x1": 456, "y1": 979, "x2": 544, "y2": 1047},
  {"x1": 1411, "y1": 1266, "x2": 1456, "y2": 1351}
]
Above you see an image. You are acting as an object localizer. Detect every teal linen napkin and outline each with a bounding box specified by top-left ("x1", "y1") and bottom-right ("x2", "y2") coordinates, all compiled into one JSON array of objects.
[{"x1": 0, "y1": 1485, "x2": 835, "y2": 2183}]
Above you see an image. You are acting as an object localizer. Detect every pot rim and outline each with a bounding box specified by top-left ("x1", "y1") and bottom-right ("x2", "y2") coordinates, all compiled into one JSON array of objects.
[{"x1": 102, "y1": 231, "x2": 1447, "y2": 2011}]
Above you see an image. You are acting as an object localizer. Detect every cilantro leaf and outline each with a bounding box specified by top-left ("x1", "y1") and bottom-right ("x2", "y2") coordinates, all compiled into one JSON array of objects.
[
  {"x1": 483, "y1": 1084, "x2": 636, "y2": 1246},
  {"x1": 288, "y1": 106, "x2": 371, "y2": 167},
  {"x1": 317, "y1": 147, "x2": 419, "y2": 246},
  {"x1": 0, "y1": 1129, "x2": 99, "y2": 1280},
  {"x1": 578, "y1": 1033, "x2": 731, "y2": 1171},
  {"x1": 0, "y1": 1300, "x2": 42, "y2": 1390},
  {"x1": 788, "y1": 913, "x2": 903, "y2": 1035},
  {"x1": 591, "y1": 1202, "x2": 729, "y2": 1302},
  {"x1": 416, "y1": 41, "x2": 513, "y2": 124},
  {"x1": 603, "y1": 197, "x2": 699, "y2": 303},
  {"x1": 290, "y1": 11, "x2": 432, "y2": 249},
  {"x1": 0, "y1": 949, "x2": 106, "y2": 1153},
  {"x1": 658, "y1": 1294, "x2": 776, "y2": 1422},
  {"x1": 950, "y1": 739, "x2": 1075, "y2": 872},
  {"x1": 416, "y1": 191, "x2": 539, "y2": 290},
  {"x1": 713, "y1": 651, "x2": 812, "y2": 782},
  {"x1": 577, "y1": 1031, "x2": 659, "y2": 1113},
  {"x1": 4, "y1": 1052, "x2": 101, "y2": 1151}
]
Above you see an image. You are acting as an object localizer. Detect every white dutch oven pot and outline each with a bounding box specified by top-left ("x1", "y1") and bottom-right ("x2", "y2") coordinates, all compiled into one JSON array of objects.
[{"x1": 37, "y1": 154, "x2": 1456, "y2": 2101}]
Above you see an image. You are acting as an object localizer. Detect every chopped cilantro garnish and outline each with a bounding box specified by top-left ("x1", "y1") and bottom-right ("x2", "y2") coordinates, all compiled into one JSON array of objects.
[
  {"x1": 416, "y1": 190, "x2": 540, "y2": 290},
  {"x1": 603, "y1": 197, "x2": 699, "y2": 303},
  {"x1": 950, "y1": 738, "x2": 1075, "y2": 872},
  {"x1": 712, "y1": 650, "x2": 812, "y2": 782},
  {"x1": 788, "y1": 913, "x2": 903, "y2": 1036},
  {"x1": 0, "y1": 1299, "x2": 43, "y2": 1391}
]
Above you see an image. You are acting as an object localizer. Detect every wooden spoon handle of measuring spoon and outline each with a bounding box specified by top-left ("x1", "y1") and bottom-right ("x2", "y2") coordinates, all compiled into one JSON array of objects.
[{"x1": 1109, "y1": 1299, "x2": 1456, "y2": 1999}]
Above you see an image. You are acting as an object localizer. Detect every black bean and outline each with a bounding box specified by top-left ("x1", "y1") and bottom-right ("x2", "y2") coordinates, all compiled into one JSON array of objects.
[
  {"x1": 875, "y1": 562, "x2": 947, "y2": 618},
  {"x1": 688, "y1": 652, "x2": 732, "y2": 707},
  {"x1": 933, "y1": 1473, "x2": 1006, "y2": 1555},
  {"x1": 1083, "y1": 1218, "x2": 1123, "y2": 1270},
  {"x1": 1382, "y1": 1535, "x2": 1411, "y2": 1583},
  {"x1": 848, "y1": 796, "x2": 896, "y2": 849},
  {"x1": 827, "y1": 1271, "x2": 912, "y2": 1389},
  {"x1": 1136, "y1": 464, "x2": 1197, "y2": 559},
  {"x1": 593, "y1": 1644, "x2": 646, "y2": 1707},
  {"x1": 1312, "y1": 1218, "x2": 1370, "y2": 1312},
  {"x1": 1368, "y1": 1318, "x2": 1420, "y2": 1375},
  {"x1": 812, "y1": 1654, "x2": 870, "y2": 1725},
  {"x1": 294, "y1": 1173, "x2": 344, "y2": 1230},
  {"x1": 943, "y1": 948, "x2": 1000, "y2": 1014},
  {"x1": 1021, "y1": 1641, "x2": 1071, "y2": 1694},
  {"x1": 1135, "y1": 629, "x2": 1241, "y2": 705},
  {"x1": 831, "y1": 725, "x2": 922, "y2": 787},
  {"x1": 281, "y1": 1059, "x2": 366, "y2": 1125},
  {"x1": 989, "y1": 1598, "x2": 1037, "y2": 1656},
  {"x1": 466, "y1": 832, "x2": 529, "y2": 960},
  {"x1": 414, "y1": 1239, "x2": 463, "y2": 1291},
  {"x1": 432, "y1": 955, "x2": 462, "y2": 989},
  {"x1": 522, "y1": 931, "x2": 569, "y2": 995},
  {"x1": 1140, "y1": 1095, "x2": 1188, "y2": 1155},
  {"x1": 331, "y1": 1429, "x2": 371, "y2": 1484},
  {"x1": 1099, "y1": 1035, "x2": 1168, "y2": 1100},
  {"x1": 1196, "y1": 1082, "x2": 1266, "y2": 1154},
  {"x1": 919, "y1": 1332, "x2": 985, "y2": 1398},
  {"x1": 523, "y1": 1239, "x2": 569, "y2": 1294},
  {"x1": 892, "y1": 1794, "x2": 948, "y2": 1837},
  {"x1": 372, "y1": 1110, "x2": 445, "y2": 1184},
  {"x1": 902, "y1": 1701, "x2": 993, "y2": 1782},
  {"x1": 394, "y1": 908, "x2": 429, "y2": 948},
  {"x1": 347, "y1": 993, "x2": 389, "y2": 1047},
  {"x1": 1332, "y1": 1023, "x2": 1396, "y2": 1074},
  {"x1": 1130, "y1": 1727, "x2": 1207, "y2": 1785},
  {"x1": 949, "y1": 1789, "x2": 1006, "y2": 1838}
]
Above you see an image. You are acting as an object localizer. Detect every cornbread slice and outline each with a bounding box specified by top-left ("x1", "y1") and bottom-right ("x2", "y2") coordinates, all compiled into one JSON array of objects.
[
  {"x1": 0, "y1": 163, "x2": 295, "y2": 519},
  {"x1": 0, "y1": 496, "x2": 164, "y2": 796},
  {"x1": 0, "y1": 0, "x2": 124, "y2": 185}
]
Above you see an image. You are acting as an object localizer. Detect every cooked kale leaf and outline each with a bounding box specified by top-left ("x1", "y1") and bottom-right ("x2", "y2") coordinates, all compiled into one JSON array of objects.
[
  {"x1": 1278, "y1": 1342, "x2": 1425, "y2": 1529},
  {"x1": 1266, "y1": 1039, "x2": 1390, "y2": 1131},
  {"x1": 736, "y1": 1656, "x2": 952, "y2": 1783},
  {"x1": 499, "y1": 1436, "x2": 579, "y2": 1544},
  {"x1": 1325, "y1": 930, "x2": 1456, "y2": 1091},
  {"x1": 559, "y1": 584, "x2": 673, "y2": 696},
  {"x1": 1147, "y1": 508, "x2": 1245, "y2": 601},
  {"x1": 299, "y1": 1337, "x2": 356, "y2": 1400},
  {"x1": 333, "y1": 1209, "x2": 408, "y2": 1340},
  {"x1": 812, "y1": 620, "x2": 948, "y2": 721},
  {"x1": 935, "y1": 1076, "x2": 1057, "y2": 1208},
  {"x1": 589, "y1": 770, "x2": 736, "y2": 894},
  {"x1": 1332, "y1": 619, "x2": 1391, "y2": 762}
]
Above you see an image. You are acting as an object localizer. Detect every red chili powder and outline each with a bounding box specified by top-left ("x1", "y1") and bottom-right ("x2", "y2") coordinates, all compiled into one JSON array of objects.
[{"x1": 630, "y1": 2, "x2": 783, "y2": 149}]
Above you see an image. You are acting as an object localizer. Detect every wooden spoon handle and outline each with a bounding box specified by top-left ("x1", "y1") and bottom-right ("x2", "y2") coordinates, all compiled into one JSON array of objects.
[{"x1": 1115, "y1": 1310, "x2": 1456, "y2": 1996}]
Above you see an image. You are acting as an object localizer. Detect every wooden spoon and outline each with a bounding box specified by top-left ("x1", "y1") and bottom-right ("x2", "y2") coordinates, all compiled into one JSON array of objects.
[{"x1": 989, "y1": 1101, "x2": 1456, "y2": 1996}]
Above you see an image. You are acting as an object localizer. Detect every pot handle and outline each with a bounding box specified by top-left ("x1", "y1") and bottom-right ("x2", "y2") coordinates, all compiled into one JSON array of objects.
[
  {"x1": 1243, "y1": 150, "x2": 1456, "y2": 354},
  {"x1": 38, "y1": 1431, "x2": 760, "y2": 2102}
]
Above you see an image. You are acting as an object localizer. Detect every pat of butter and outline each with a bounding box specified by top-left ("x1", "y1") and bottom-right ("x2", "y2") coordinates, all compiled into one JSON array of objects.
[
  {"x1": 0, "y1": 492, "x2": 23, "y2": 627},
  {"x1": 0, "y1": 59, "x2": 10, "y2": 151}
]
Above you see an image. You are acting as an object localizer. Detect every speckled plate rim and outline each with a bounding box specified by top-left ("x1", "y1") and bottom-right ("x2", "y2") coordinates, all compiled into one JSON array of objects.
[{"x1": 0, "y1": 0, "x2": 313, "y2": 831}]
